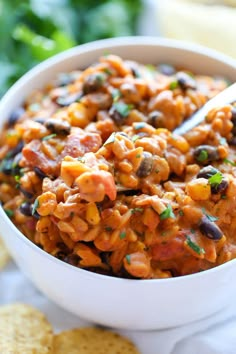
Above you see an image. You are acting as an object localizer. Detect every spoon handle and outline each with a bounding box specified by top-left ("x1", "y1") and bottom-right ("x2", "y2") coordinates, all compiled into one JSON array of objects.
[{"x1": 173, "y1": 82, "x2": 236, "y2": 136}]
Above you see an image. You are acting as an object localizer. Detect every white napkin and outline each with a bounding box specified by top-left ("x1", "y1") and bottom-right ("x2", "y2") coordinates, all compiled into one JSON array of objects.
[{"x1": 1, "y1": 261, "x2": 236, "y2": 354}]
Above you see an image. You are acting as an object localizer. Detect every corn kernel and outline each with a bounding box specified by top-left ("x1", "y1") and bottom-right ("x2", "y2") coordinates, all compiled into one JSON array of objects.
[
  {"x1": 186, "y1": 178, "x2": 211, "y2": 201},
  {"x1": 86, "y1": 203, "x2": 101, "y2": 225}
]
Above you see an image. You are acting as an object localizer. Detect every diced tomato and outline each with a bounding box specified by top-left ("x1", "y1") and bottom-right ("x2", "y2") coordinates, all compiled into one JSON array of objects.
[{"x1": 62, "y1": 132, "x2": 102, "y2": 158}]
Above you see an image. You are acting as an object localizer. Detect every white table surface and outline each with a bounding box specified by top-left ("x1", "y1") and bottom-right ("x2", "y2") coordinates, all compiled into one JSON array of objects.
[{"x1": 1, "y1": 261, "x2": 236, "y2": 354}]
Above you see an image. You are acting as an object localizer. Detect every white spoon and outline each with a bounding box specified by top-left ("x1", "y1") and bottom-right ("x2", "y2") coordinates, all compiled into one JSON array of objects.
[{"x1": 173, "y1": 82, "x2": 236, "y2": 135}]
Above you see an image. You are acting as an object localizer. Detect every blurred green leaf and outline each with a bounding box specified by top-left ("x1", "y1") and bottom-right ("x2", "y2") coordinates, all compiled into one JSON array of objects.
[{"x1": 0, "y1": 0, "x2": 142, "y2": 97}]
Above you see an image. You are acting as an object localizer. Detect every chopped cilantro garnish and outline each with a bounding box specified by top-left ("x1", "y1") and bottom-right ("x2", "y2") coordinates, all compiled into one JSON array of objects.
[
  {"x1": 145, "y1": 64, "x2": 156, "y2": 72},
  {"x1": 221, "y1": 194, "x2": 227, "y2": 199},
  {"x1": 105, "y1": 226, "x2": 112, "y2": 232},
  {"x1": 190, "y1": 228, "x2": 196, "y2": 234},
  {"x1": 197, "y1": 149, "x2": 208, "y2": 162},
  {"x1": 120, "y1": 231, "x2": 126, "y2": 239},
  {"x1": 136, "y1": 154, "x2": 141, "y2": 158},
  {"x1": 77, "y1": 157, "x2": 85, "y2": 163},
  {"x1": 208, "y1": 171, "x2": 223, "y2": 187},
  {"x1": 111, "y1": 89, "x2": 121, "y2": 102},
  {"x1": 134, "y1": 122, "x2": 146, "y2": 130},
  {"x1": 113, "y1": 102, "x2": 133, "y2": 117},
  {"x1": 201, "y1": 207, "x2": 219, "y2": 222},
  {"x1": 42, "y1": 133, "x2": 57, "y2": 141},
  {"x1": 125, "y1": 254, "x2": 131, "y2": 264},
  {"x1": 160, "y1": 204, "x2": 175, "y2": 220},
  {"x1": 206, "y1": 214, "x2": 219, "y2": 222},
  {"x1": 223, "y1": 158, "x2": 236, "y2": 166},
  {"x1": 103, "y1": 68, "x2": 113, "y2": 76},
  {"x1": 220, "y1": 137, "x2": 227, "y2": 145},
  {"x1": 179, "y1": 210, "x2": 184, "y2": 217},
  {"x1": 103, "y1": 132, "x2": 116, "y2": 146},
  {"x1": 132, "y1": 135, "x2": 140, "y2": 142},
  {"x1": 131, "y1": 208, "x2": 144, "y2": 214},
  {"x1": 32, "y1": 198, "x2": 39, "y2": 216},
  {"x1": 4, "y1": 209, "x2": 14, "y2": 218},
  {"x1": 169, "y1": 81, "x2": 178, "y2": 90},
  {"x1": 155, "y1": 169, "x2": 159, "y2": 174},
  {"x1": 14, "y1": 175, "x2": 21, "y2": 182},
  {"x1": 186, "y1": 236, "x2": 205, "y2": 255}
]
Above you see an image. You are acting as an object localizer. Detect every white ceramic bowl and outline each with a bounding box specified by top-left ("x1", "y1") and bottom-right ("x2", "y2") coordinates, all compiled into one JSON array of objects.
[{"x1": 1, "y1": 37, "x2": 236, "y2": 330}]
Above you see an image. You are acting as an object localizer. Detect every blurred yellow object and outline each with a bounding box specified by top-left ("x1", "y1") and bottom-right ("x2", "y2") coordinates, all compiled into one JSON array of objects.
[{"x1": 158, "y1": 0, "x2": 236, "y2": 58}]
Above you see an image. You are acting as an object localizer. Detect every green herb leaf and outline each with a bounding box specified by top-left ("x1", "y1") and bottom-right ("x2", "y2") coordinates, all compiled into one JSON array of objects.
[
  {"x1": 131, "y1": 208, "x2": 144, "y2": 214},
  {"x1": 113, "y1": 102, "x2": 133, "y2": 117},
  {"x1": 208, "y1": 171, "x2": 223, "y2": 187},
  {"x1": 134, "y1": 122, "x2": 146, "y2": 130},
  {"x1": 4, "y1": 209, "x2": 14, "y2": 218},
  {"x1": 223, "y1": 158, "x2": 236, "y2": 166},
  {"x1": 179, "y1": 210, "x2": 184, "y2": 217},
  {"x1": 145, "y1": 64, "x2": 156, "y2": 72},
  {"x1": 169, "y1": 81, "x2": 178, "y2": 90},
  {"x1": 32, "y1": 198, "x2": 39, "y2": 216},
  {"x1": 103, "y1": 132, "x2": 116, "y2": 146},
  {"x1": 186, "y1": 236, "x2": 205, "y2": 255},
  {"x1": 120, "y1": 231, "x2": 126, "y2": 239},
  {"x1": 42, "y1": 133, "x2": 57, "y2": 141},
  {"x1": 125, "y1": 254, "x2": 131, "y2": 264},
  {"x1": 160, "y1": 204, "x2": 175, "y2": 220},
  {"x1": 77, "y1": 157, "x2": 85, "y2": 163},
  {"x1": 206, "y1": 214, "x2": 219, "y2": 222},
  {"x1": 132, "y1": 134, "x2": 140, "y2": 142},
  {"x1": 201, "y1": 208, "x2": 219, "y2": 222},
  {"x1": 220, "y1": 137, "x2": 227, "y2": 145},
  {"x1": 103, "y1": 68, "x2": 113, "y2": 76},
  {"x1": 197, "y1": 149, "x2": 208, "y2": 162},
  {"x1": 105, "y1": 226, "x2": 113, "y2": 232},
  {"x1": 111, "y1": 89, "x2": 121, "y2": 102}
]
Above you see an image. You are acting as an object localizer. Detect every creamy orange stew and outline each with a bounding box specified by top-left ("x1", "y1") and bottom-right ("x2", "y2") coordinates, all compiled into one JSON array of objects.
[{"x1": 0, "y1": 54, "x2": 236, "y2": 279}]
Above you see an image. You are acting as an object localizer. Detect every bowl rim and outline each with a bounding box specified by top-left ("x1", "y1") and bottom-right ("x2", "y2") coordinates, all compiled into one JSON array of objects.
[{"x1": 1, "y1": 36, "x2": 236, "y2": 285}]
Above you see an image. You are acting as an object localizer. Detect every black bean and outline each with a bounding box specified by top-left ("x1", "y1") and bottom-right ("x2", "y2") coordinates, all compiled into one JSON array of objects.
[
  {"x1": 56, "y1": 242, "x2": 70, "y2": 253},
  {"x1": 193, "y1": 145, "x2": 219, "y2": 165},
  {"x1": 136, "y1": 152, "x2": 153, "y2": 178},
  {"x1": 34, "y1": 117, "x2": 47, "y2": 124},
  {"x1": 100, "y1": 252, "x2": 111, "y2": 265},
  {"x1": 148, "y1": 111, "x2": 165, "y2": 128},
  {"x1": 57, "y1": 73, "x2": 75, "y2": 87},
  {"x1": 32, "y1": 210, "x2": 40, "y2": 220},
  {"x1": 82, "y1": 73, "x2": 105, "y2": 94},
  {"x1": 231, "y1": 106, "x2": 236, "y2": 124},
  {"x1": 56, "y1": 251, "x2": 68, "y2": 261},
  {"x1": 176, "y1": 72, "x2": 197, "y2": 90},
  {"x1": 158, "y1": 64, "x2": 176, "y2": 76},
  {"x1": 229, "y1": 136, "x2": 236, "y2": 146},
  {"x1": 8, "y1": 107, "x2": 25, "y2": 126},
  {"x1": 0, "y1": 158, "x2": 14, "y2": 175},
  {"x1": 199, "y1": 216, "x2": 223, "y2": 240},
  {"x1": 12, "y1": 153, "x2": 22, "y2": 172},
  {"x1": 197, "y1": 165, "x2": 219, "y2": 179},
  {"x1": 211, "y1": 178, "x2": 228, "y2": 194},
  {"x1": 34, "y1": 167, "x2": 47, "y2": 180},
  {"x1": 56, "y1": 92, "x2": 83, "y2": 107},
  {"x1": 44, "y1": 119, "x2": 71, "y2": 135},
  {"x1": 7, "y1": 141, "x2": 24, "y2": 158},
  {"x1": 19, "y1": 202, "x2": 32, "y2": 216},
  {"x1": 64, "y1": 254, "x2": 80, "y2": 266},
  {"x1": 109, "y1": 106, "x2": 125, "y2": 125},
  {"x1": 19, "y1": 186, "x2": 34, "y2": 200}
]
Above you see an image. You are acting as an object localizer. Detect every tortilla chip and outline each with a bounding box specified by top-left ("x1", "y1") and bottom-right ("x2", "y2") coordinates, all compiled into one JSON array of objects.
[
  {"x1": 54, "y1": 327, "x2": 140, "y2": 354},
  {"x1": 0, "y1": 303, "x2": 54, "y2": 353}
]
